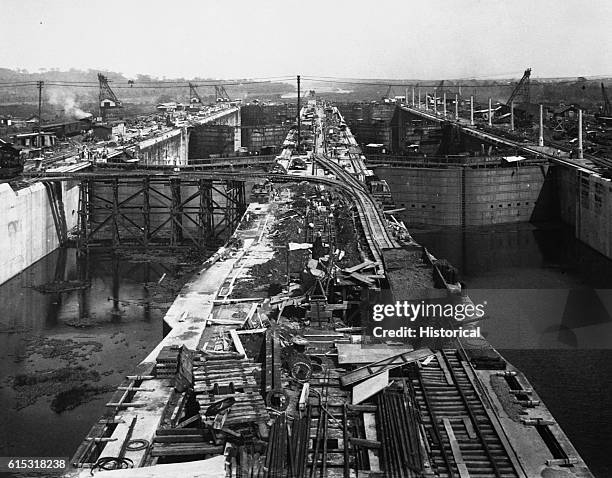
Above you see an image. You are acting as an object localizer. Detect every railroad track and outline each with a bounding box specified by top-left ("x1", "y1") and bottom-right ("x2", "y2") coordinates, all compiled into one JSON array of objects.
[
  {"x1": 412, "y1": 349, "x2": 519, "y2": 478},
  {"x1": 313, "y1": 154, "x2": 397, "y2": 257}
]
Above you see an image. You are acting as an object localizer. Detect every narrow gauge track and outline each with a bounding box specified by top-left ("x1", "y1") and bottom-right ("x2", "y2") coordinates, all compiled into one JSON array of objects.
[
  {"x1": 412, "y1": 349, "x2": 519, "y2": 478},
  {"x1": 314, "y1": 154, "x2": 398, "y2": 256}
]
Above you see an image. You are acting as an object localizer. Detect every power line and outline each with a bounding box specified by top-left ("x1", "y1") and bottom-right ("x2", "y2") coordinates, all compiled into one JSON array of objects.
[{"x1": 301, "y1": 76, "x2": 593, "y2": 88}]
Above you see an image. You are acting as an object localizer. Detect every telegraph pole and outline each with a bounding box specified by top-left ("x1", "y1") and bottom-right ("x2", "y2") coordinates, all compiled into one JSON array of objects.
[
  {"x1": 37, "y1": 80, "x2": 44, "y2": 149},
  {"x1": 297, "y1": 75, "x2": 301, "y2": 154}
]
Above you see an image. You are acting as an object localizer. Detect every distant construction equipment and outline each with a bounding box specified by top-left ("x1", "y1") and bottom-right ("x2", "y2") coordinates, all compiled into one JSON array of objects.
[
  {"x1": 215, "y1": 85, "x2": 231, "y2": 103},
  {"x1": 506, "y1": 68, "x2": 531, "y2": 106},
  {"x1": 98, "y1": 73, "x2": 122, "y2": 121},
  {"x1": 597, "y1": 82, "x2": 612, "y2": 125},
  {"x1": 189, "y1": 82, "x2": 203, "y2": 106}
]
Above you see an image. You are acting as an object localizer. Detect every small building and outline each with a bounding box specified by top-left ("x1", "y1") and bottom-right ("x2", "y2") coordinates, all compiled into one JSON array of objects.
[
  {"x1": 92, "y1": 121, "x2": 126, "y2": 141},
  {"x1": 10, "y1": 131, "x2": 56, "y2": 148},
  {"x1": 0, "y1": 115, "x2": 12, "y2": 127}
]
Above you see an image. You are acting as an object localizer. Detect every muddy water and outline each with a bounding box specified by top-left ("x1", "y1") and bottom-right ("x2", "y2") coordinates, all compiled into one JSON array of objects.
[{"x1": 0, "y1": 248, "x2": 200, "y2": 460}]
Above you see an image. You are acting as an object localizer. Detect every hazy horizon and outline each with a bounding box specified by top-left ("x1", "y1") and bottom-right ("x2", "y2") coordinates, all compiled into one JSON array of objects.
[{"x1": 1, "y1": 0, "x2": 611, "y2": 81}]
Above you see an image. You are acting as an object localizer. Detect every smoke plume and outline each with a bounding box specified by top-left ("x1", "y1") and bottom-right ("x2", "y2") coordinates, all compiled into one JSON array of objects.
[{"x1": 47, "y1": 88, "x2": 92, "y2": 119}]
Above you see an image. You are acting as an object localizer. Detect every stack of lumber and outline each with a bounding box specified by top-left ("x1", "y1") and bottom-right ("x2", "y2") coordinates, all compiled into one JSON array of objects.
[
  {"x1": 193, "y1": 357, "x2": 269, "y2": 426},
  {"x1": 151, "y1": 428, "x2": 224, "y2": 457},
  {"x1": 155, "y1": 345, "x2": 181, "y2": 378}
]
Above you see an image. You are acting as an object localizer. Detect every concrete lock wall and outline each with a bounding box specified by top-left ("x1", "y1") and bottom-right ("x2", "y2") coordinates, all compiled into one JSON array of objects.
[
  {"x1": 377, "y1": 164, "x2": 551, "y2": 227},
  {"x1": 556, "y1": 166, "x2": 612, "y2": 259},
  {"x1": 189, "y1": 125, "x2": 236, "y2": 159},
  {"x1": 241, "y1": 125, "x2": 290, "y2": 154},
  {"x1": 0, "y1": 181, "x2": 80, "y2": 286},
  {"x1": 138, "y1": 127, "x2": 189, "y2": 166}
]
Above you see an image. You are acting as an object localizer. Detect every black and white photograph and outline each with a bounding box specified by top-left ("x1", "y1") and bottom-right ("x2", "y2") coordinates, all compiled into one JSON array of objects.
[{"x1": 0, "y1": 1, "x2": 611, "y2": 477}]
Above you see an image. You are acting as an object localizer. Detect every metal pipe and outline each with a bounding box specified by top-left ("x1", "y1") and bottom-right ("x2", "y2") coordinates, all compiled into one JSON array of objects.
[
  {"x1": 488, "y1": 97, "x2": 492, "y2": 126},
  {"x1": 425, "y1": 91, "x2": 429, "y2": 111},
  {"x1": 320, "y1": 405, "x2": 328, "y2": 478},
  {"x1": 342, "y1": 405, "x2": 350, "y2": 478},
  {"x1": 510, "y1": 100, "x2": 515, "y2": 131},
  {"x1": 418, "y1": 89, "x2": 421, "y2": 109},
  {"x1": 412, "y1": 87, "x2": 415, "y2": 107}
]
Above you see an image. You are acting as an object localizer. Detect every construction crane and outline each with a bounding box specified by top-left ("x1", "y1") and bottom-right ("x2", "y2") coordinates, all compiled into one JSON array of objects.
[
  {"x1": 506, "y1": 68, "x2": 531, "y2": 106},
  {"x1": 98, "y1": 73, "x2": 122, "y2": 121},
  {"x1": 596, "y1": 83, "x2": 612, "y2": 125},
  {"x1": 189, "y1": 83, "x2": 204, "y2": 109},
  {"x1": 215, "y1": 85, "x2": 231, "y2": 103}
]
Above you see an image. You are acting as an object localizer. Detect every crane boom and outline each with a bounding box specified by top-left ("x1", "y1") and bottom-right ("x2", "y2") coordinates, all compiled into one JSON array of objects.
[
  {"x1": 189, "y1": 83, "x2": 203, "y2": 105},
  {"x1": 601, "y1": 83, "x2": 611, "y2": 116},
  {"x1": 506, "y1": 68, "x2": 531, "y2": 106}
]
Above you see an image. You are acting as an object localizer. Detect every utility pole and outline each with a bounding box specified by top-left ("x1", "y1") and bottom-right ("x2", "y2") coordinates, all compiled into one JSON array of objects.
[
  {"x1": 443, "y1": 92, "x2": 447, "y2": 118},
  {"x1": 297, "y1": 75, "x2": 301, "y2": 154},
  {"x1": 538, "y1": 104, "x2": 544, "y2": 147},
  {"x1": 37, "y1": 80, "x2": 44, "y2": 149},
  {"x1": 455, "y1": 93, "x2": 459, "y2": 119},
  {"x1": 470, "y1": 96, "x2": 474, "y2": 126},
  {"x1": 578, "y1": 108, "x2": 583, "y2": 159},
  {"x1": 433, "y1": 89, "x2": 437, "y2": 115}
]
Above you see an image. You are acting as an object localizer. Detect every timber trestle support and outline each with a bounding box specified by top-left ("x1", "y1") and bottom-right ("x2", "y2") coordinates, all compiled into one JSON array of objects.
[{"x1": 76, "y1": 176, "x2": 246, "y2": 253}]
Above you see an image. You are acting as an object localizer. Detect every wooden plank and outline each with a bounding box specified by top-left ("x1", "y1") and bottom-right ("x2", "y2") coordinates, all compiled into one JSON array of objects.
[
  {"x1": 436, "y1": 352, "x2": 454, "y2": 385},
  {"x1": 243, "y1": 302, "x2": 259, "y2": 327},
  {"x1": 229, "y1": 329, "x2": 246, "y2": 357},
  {"x1": 442, "y1": 418, "x2": 470, "y2": 478},
  {"x1": 349, "y1": 438, "x2": 381, "y2": 448},
  {"x1": 352, "y1": 370, "x2": 388, "y2": 405},
  {"x1": 151, "y1": 443, "x2": 224, "y2": 456},
  {"x1": 336, "y1": 344, "x2": 414, "y2": 365},
  {"x1": 93, "y1": 455, "x2": 226, "y2": 477},
  {"x1": 299, "y1": 383, "x2": 310, "y2": 412},
  {"x1": 347, "y1": 272, "x2": 375, "y2": 285},
  {"x1": 236, "y1": 328, "x2": 267, "y2": 335},
  {"x1": 340, "y1": 349, "x2": 433, "y2": 386},
  {"x1": 343, "y1": 261, "x2": 378, "y2": 273},
  {"x1": 462, "y1": 416, "x2": 476, "y2": 440},
  {"x1": 362, "y1": 413, "x2": 380, "y2": 472},
  {"x1": 154, "y1": 435, "x2": 208, "y2": 443}
]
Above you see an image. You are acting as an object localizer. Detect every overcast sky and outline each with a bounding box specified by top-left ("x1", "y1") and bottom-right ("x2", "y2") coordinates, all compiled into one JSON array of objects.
[{"x1": 1, "y1": 0, "x2": 610, "y2": 80}]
